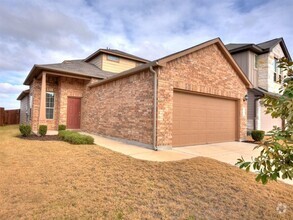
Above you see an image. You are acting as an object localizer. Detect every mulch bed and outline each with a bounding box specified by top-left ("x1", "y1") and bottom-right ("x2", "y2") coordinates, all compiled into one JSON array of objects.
[{"x1": 19, "y1": 134, "x2": 60, "y2": 141}]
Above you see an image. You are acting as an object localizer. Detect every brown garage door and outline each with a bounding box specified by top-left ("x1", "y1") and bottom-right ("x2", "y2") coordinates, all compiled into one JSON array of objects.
[{"x1": 173, "y1": 92, "x2": 238, "y2": 147}]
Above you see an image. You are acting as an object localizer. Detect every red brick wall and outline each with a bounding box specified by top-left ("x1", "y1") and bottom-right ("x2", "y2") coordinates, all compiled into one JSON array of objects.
[
  {"x1": 156, "y1": 44, "x2": 248, "y2": 147},
  {"x1": 58, "y1": 77, "x2": 86, "y2": 126},
  {"x1": 31, "y1": 78, "x2": 41, "y2": 131},
  {"x1": 82, "y1": 70, "x2": 154, "y2": 145}
]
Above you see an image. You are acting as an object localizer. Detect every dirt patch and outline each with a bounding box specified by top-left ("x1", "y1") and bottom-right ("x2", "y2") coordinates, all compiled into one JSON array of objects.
[{"x1": 19, "y1": 134, "x2": 60, "y2": 141}]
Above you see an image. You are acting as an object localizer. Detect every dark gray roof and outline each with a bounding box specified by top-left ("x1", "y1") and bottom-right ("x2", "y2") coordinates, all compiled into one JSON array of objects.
[
  {"x1": 251, "y1": 87, "x2": 280, "y2": 98},
  {"x1": 226, "y1": 38, "x2": 291, "y2": 60},
  {"x1": 17, "y1": 89, "x2": 29, "y2": 100},
  {"x1": 24, "y1": 60, "x2": 115, "y2": 85},
  {"x1": 225, "y1": 43, "x2": 251, "y2": 51},
  {"x1": 38, "y1": 60, "x2": 114, "y2": 78},
  {"x1": 257, "y1": 38, "x2": 282, "y2": 50},
  {"x1": 84, "y1": 48, "x2": 149, "y2": 63}
]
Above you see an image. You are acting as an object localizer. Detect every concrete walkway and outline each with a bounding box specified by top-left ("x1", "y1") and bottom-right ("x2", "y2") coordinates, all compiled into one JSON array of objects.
[{"x1": 80, "y1": 132, "x2": 195, "y2": 162}]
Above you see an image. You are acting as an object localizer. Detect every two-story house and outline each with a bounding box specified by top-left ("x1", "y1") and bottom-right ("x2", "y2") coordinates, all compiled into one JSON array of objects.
[{"x1": 226, "y1": 38, "x2": 291, "y2": 133}]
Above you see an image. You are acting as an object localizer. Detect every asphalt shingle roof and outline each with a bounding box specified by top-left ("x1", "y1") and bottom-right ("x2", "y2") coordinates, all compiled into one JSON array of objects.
[
  {"x1": 225, "y1": 43, "x2": 251, "y2": 51},
  {"x1": 38, "y1": 60, "x2": 115, "y2": 79},
  {"x1": 256, "y1": 38, "x2": 282, "y2": 50},
  {"x1": 225, "y1": 38, "x2": 291, "y2": 60}
]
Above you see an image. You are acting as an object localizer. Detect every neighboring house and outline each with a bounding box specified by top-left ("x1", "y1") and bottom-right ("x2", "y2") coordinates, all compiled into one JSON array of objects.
[
  {"x1": 18, "y1": 38, "x2": 252, "y2": 149},
  {"x1": 17, "y1": 89, "x2": 30, "y2": 124},
  {"x1": 226, "y1": 38, "x2": 291, "y2": 133}
]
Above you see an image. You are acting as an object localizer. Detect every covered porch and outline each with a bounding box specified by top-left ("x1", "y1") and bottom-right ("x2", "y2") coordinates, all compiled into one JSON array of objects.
[{"x1": 30, "y1": 71, "x2": 90, "y2": 132}]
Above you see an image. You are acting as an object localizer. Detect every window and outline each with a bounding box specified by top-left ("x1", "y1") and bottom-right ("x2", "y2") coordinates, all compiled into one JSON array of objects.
[
  {"x1": 46, "y1": 92, "x2": 54, "y2": 119},
  {"x1": 29, "y1": 94, "x2": 33, "y2": 120},
  {"x1": 107, "y1": 55, "x2": 120, "y2": 62},
  {"x1": 254, "y1": 54, "x2": 258, "y2": 68},
  {"x1": 273, "y1": 58, "x2": 281, "y2": 83}
]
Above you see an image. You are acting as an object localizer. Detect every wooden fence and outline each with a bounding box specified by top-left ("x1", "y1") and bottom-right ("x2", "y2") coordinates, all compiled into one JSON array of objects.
[
  {"x1": 0, "y1": 108, "x2": 4, "y2": 126},
  {"x1": 0, "y1": 108, "x2": 20, "y2": 126}
]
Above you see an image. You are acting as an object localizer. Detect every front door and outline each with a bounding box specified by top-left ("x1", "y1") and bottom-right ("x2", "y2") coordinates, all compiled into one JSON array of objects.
[{"x1": 67, "y1": 97, "x2": 81, "y2": 129}]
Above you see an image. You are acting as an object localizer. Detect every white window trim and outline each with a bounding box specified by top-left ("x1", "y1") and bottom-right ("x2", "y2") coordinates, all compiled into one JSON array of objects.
[{"x1": 46, "y1": 92, "x2": 55, "y2": 120}]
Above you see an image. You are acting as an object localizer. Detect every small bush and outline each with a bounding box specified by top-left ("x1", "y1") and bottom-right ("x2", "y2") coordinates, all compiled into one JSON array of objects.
[
  {"x1": 19, "y1": 124, "x2": 31, "y2": 137},
  {"x1": 58, "y1": 130, "x2": 73, "y2": 140},
  {"x1": 58, "y1": 130, "x2": 94, "y2": 145},
  {"x1": 58, "y1": 124, "x2": 66, "y2": 131},
  {"x1": 251, "y1": 130, "x2": 265, "y2": 142},
  {"x1": 38, "y1": 125, "x2": 47, "y2": 136}
]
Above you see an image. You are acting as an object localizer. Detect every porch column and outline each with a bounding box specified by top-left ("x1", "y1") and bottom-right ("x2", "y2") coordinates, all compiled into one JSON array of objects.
[{"x1": 39, "y1": 72, "x2": 46, "y2": 123}]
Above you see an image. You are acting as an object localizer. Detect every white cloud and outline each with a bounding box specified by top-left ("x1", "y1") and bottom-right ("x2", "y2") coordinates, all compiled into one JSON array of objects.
[
  {"x1": 0, "y1": 0, "x2": 293, "y2": 109},
  {"x1": 0, "y1": 83, "x2": 28, "y2": 94}
]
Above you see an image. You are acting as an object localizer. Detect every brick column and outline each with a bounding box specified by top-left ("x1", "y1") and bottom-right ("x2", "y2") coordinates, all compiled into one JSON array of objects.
[{"x1": 39, "y1": 72, "x2": 46, "y2": 124}]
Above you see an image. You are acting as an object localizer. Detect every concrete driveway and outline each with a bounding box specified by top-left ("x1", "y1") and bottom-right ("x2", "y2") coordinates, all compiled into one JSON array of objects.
[
  {"x1": 173, "y1": 142, "x2": 261, "y2": 165},
  {"x1": 81, "y1": 132, "x2": 292, "y2": 185}
]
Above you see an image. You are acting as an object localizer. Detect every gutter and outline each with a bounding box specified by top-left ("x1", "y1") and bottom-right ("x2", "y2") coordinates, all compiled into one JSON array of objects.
[{"x1": 149, "y1": 64, "x2": 158, "y2": 151}]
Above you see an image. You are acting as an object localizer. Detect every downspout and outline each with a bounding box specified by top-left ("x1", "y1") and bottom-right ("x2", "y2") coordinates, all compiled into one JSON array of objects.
[
  {"x1": 253, "y1": 95, "x2": 262, "y2": 130},
  {"x1": 150, "y1": 65, "x2": 158, "y2": 151}
]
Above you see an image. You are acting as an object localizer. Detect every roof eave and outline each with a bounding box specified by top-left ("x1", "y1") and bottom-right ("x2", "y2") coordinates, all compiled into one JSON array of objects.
[
  {"x1": 84, "y1": 49, "x2": 149, "y2": 63},
  {"x1": 229, "y1": 44, "x2": 263, "y2": 54},
  {"x1": 158, "y1": 38, "x2": 252, "y2": 89},
  {"x1": 17, "y1": 89, "x2": 30, "y2": 100},
  {"x1": 279, "y1": 39, "x2": 292, "y2": 61},
  {"x1": 23, "y1": 65, "x2": 103, "y2": 86},
  {"x1": 23, "y1": 65, "x2": 39, "y2": 85}
]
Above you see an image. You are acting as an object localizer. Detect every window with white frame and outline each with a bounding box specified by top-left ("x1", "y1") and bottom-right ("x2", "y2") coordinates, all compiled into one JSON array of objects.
[
  {"x1": 29, "y1": 94, "x2": 33, "y2": 120},
  {"x1": 46, "y1": 92, "x2": 54, "y2": 119}
]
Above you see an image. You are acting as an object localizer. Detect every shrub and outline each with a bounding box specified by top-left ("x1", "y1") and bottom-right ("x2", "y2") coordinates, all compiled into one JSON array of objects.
[
  {"x1": 247, "y1": 130, "x2": 252, "y2": 136},
  {"x1": 38, "y1": 125, "x2": 47, "y2": 136},
  {"x1": 58, "y1": 124, "x2": 66, "y2": 131},
  {"x1": 251, "y1": 130, "x2": 265, "y2": 142},
  {"x1": 58, "y1": 130, "x2": 94, "y2": 145},
  {"x1": 19, "y1": 124, "x2": 31, "y2": 137},
  {"x1": 58, "y1": 130, "x2": 72, "y2": 140}
]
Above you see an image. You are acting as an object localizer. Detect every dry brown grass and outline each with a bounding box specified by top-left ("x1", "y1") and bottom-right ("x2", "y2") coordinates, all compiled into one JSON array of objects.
[{"x1": 0, "y1": 125, "x2": 292, "y2": 219}]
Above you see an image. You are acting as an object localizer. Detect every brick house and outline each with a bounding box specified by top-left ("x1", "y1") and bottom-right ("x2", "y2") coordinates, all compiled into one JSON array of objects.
[
  {"x1": 226, "y1": 38, "x2": 291, "y2": 133},
  {"x1": 18, "y1": 38, "x2": 252, "y2": 149}
]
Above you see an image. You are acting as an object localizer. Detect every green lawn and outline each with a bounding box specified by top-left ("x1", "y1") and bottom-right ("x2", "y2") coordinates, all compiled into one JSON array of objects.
[{"x1": 0, "y1": 125, "x2": 292, "y2": 219}]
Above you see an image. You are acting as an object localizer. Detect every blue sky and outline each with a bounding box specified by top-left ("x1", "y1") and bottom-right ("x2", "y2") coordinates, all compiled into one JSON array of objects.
[{"x1": 0, "y1": 0, "x2": 293, "y2": 109}]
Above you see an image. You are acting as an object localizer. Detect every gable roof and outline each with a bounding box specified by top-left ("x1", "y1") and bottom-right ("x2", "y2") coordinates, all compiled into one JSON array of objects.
[
  {"x1": 226, "y1": 38, "x2": 291, "y2": 60},
  {"x1": 90, "y1": 38, "x2": 252, "y2": 88},
  {"x1": 84, "y1": 48, "x2": 150, "y2": 63},
  {"x1": 23, "y1": 60, "x2": 115, "y2": 85},
  {"x1": 17, "y1": 89, "x2": 30, "y2": 100}
]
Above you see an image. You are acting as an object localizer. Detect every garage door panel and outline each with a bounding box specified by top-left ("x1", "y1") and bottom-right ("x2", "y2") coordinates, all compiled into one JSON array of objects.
[{"x1": 172, "y1": 92, "x2": 237, "y2": 146}]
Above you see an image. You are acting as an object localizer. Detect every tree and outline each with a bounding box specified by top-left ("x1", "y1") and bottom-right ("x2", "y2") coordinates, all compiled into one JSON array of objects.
[{"x1": 236, "y1": 57, "x2": 293, "y2": 184}]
